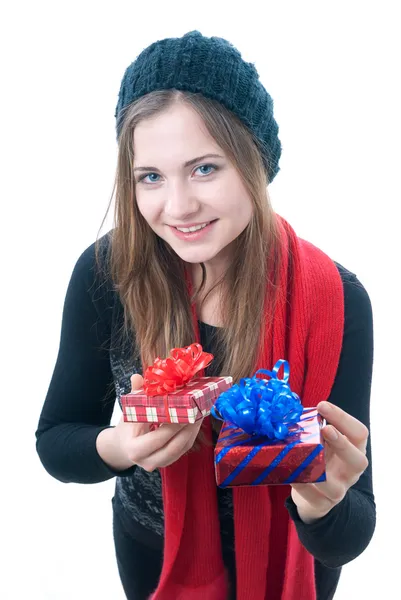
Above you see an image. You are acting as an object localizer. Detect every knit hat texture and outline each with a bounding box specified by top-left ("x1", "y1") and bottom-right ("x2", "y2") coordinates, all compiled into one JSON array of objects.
[{"x1": 115, "y1": 30, "x2": 281, "y2": 183}]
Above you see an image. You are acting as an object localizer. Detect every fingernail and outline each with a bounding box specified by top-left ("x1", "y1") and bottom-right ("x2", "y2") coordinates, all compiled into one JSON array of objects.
[
  {"x1": 318, "y1": 401, "x2": 330, "y2": 413},
  {"x1": 325, "y1": 425, "x2": 338, "y2": 441}
]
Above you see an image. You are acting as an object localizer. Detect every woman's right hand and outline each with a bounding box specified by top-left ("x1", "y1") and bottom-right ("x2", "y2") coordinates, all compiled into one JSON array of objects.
[{"x1": 97, "y1": 374, "x2": 203, "y2": 472}]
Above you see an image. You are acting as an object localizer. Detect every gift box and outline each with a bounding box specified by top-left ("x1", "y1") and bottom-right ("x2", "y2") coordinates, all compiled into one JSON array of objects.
[
  {"x1": 212, "y1": 360, "x2": 326, "y2": 487},
  {"x1": 214, "y1": 408, "x2": 326, "y2": 487},
  {"x1": 121, "y1": 343, "x2": 233, "y2": 424}
]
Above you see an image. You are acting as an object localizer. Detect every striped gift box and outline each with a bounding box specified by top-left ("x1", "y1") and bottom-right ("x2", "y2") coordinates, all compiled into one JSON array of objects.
[
  {"x1": 121, "y1": 376, "x2": 233, "y2": 424},
  {"x1": 214, "y1": 408, "x2": 326, "y2": 487}
]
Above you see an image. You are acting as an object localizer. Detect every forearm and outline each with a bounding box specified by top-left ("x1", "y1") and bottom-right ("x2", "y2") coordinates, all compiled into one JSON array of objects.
[
  {"x1": 36, "y1": 423, "x2": 136, "y2": 484},
  {"x1": 286, "y1": 487, "x2": 376, "y2": 568}
]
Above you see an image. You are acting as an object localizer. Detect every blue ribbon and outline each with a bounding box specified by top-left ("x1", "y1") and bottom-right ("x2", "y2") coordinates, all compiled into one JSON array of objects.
[{"x1": 211, "y1": 359, "x2": 303, "y2": 440}]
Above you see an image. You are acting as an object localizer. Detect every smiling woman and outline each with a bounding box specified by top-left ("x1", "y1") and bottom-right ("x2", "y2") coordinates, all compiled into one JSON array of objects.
[
  {"x1": 133, "y1": 102, "x2": 254, "y2": 269},
  {"x1": 112, "y1": 84, "x2": 278, "y2": 350},
  {"x1": 35, "y1": 30, "x2": 375, "y2": 600}
]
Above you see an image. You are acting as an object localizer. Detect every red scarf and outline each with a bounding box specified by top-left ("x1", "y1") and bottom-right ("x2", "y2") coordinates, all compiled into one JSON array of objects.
[{"x1": 150, "y1": 216, "x2": 344, "y2": 600}]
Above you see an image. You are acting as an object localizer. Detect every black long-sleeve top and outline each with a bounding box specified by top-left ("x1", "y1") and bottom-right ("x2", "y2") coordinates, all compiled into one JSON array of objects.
[{"x1": 36, "y1": 233, "x2": 376, "y2": 599}]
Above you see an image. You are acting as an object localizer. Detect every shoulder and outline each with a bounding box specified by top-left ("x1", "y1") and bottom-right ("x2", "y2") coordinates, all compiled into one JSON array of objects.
[
  {"x1": 298, "y1": 236, "x2": 372, "y2": 321},
  {"x1": 334, "y1": 261, "x2": 358, "y2": 284},
  {"x1": 296, "y1": 239, "x2": 373, "y2": 350},
  {"x1": 74, "y1": 231, "x2": 112, "y2": 281},
  {"x1": 74, "y1": 231, "x2": 111, "y2": 278},
  {"x1": 334, "y1": 262, "x2": 373, "y2": 334},
  {"x1": 70, "y1": 231, "x2": 115, "y2": 318}
]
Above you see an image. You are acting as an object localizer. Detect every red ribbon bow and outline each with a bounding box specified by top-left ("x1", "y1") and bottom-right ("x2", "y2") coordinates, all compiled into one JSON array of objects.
[{"x1": 143, "y1": 343, "x2": 214, "y2": 396}]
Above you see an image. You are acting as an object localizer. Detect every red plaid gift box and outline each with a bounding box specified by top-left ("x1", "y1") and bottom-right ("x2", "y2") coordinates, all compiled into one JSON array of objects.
[
  {"x1": 214, "y1": 408, "x2": 326, "y2": 487},
  {"x1": 121, "y1": 376, "x2": 233, "y2": 424}
]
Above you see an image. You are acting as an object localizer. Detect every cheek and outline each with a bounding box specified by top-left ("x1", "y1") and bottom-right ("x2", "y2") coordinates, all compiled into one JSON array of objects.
[
  {"x1": 243, "y1": 199, "x2": 254, "y2": 223},
  {"x1": 214, "y1": 177, "x2": 253, "y2": 217},
  {"x1": 136, "y1": 193, "x2": 159, "y2": 226},
  {"x1": 226, "y1": 187, "x2": 254, "y2": 225}
]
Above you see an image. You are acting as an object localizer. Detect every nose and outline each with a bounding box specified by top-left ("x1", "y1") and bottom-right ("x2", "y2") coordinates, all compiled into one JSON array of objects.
[{"x1": 164, "y1": 180, "x2": 200, "y2": 221}]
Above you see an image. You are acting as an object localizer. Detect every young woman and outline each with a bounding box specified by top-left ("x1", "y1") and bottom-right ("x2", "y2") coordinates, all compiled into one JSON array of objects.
[{"x1": 36, "y1": 31, "x2": 375, "y2": 600}]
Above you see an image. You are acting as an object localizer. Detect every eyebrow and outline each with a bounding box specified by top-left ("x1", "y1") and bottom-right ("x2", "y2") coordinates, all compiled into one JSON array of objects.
[{"x1": 133, "y1": 153, "x2": 224, "y2": 172}]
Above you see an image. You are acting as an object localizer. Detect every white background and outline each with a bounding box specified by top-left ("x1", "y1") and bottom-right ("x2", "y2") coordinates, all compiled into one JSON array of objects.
[{"x1": 1, "y1": 1, "x2": 399, "y2": 598}]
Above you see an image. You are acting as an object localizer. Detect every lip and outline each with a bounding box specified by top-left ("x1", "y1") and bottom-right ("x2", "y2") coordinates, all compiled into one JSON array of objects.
[
  {"x1": 168, "y1": 221, "x2": 213, "y2": 228},
  {"x1": 167, "y1": 219, "x2": 217, "y2": 241}
]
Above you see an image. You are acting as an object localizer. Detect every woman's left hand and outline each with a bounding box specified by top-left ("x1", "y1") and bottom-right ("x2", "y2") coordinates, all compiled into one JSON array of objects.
[{"x1": 290, "y1": 401, "x2": 370, "y2": 524}]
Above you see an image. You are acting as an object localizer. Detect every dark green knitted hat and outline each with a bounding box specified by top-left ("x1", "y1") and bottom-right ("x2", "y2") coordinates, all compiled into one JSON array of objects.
[{"x1": 115, "y1": 30, "x2": 281, "y2": 183}]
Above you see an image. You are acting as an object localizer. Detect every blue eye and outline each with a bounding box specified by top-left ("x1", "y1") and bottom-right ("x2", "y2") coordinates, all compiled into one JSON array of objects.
[
  {"x1": 139, "y1": 172, "x2": 160, "y2": 184},
  {"x1": 137, "y1": 163, "x2": 218, "y2": 185},
  {"x1": 195, "y1": 164, "x2": 217, "y2": 176}
]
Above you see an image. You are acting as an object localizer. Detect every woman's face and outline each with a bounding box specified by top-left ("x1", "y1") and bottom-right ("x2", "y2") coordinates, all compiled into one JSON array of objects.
[{"x1": 133, "y1": 102, "x2": 253, "y2": 267}]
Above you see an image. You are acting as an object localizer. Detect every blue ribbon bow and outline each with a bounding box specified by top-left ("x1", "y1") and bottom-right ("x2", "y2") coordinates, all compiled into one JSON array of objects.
[{"x1": 211, "y1": 360, "x2": 303, "y2": 440}]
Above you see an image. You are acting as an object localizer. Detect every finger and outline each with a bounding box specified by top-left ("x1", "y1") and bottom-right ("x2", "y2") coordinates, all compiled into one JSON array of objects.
[
  {"x1": 318, "y1": 401, "x2": 369, "y2": 452},
  {"x1": 130, "y1": 374, "x2": 144, "y2": 391},
  {"x1": 142, "y1": 426, "x2": 201, "y2": 470},
  {"x1": 291, "y1": 479, "x2": 345, "y2": 510},
  {"x1": 322, "y1": 425, "x2": 369, "y2": 474},
  {"x1": 121, "y1": 417, "x2": 150, "y2": 436},
  {"x1": 129, "y1": 421, "x2": 192, "y2": 463},
  {"x1": 140, "y1": 421, "x2": 203, "y2": 471}
]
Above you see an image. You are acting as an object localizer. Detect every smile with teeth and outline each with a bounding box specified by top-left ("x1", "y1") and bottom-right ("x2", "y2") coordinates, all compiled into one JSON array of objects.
[{"x1": 175, "y1": 222, "x2": 210, "y2": 233}]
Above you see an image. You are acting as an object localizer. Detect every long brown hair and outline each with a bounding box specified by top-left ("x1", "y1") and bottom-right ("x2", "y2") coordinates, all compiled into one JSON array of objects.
[{"x1": 96, "y1": 90, "x2": 282, "y2": 383}]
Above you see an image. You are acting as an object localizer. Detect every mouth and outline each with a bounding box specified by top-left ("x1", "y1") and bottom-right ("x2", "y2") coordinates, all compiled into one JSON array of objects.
[
  {"x1": 173, "y1": 221, "x2": 212, "y2": 233},
  {"x1": 167, "y1": 219, "x2": 218, "y2": 240}
]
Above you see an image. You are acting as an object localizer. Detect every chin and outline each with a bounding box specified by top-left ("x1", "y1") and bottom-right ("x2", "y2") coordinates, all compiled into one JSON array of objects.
[{"x1": 169, "y1": 244, "x2": 221, "y2": 265}]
